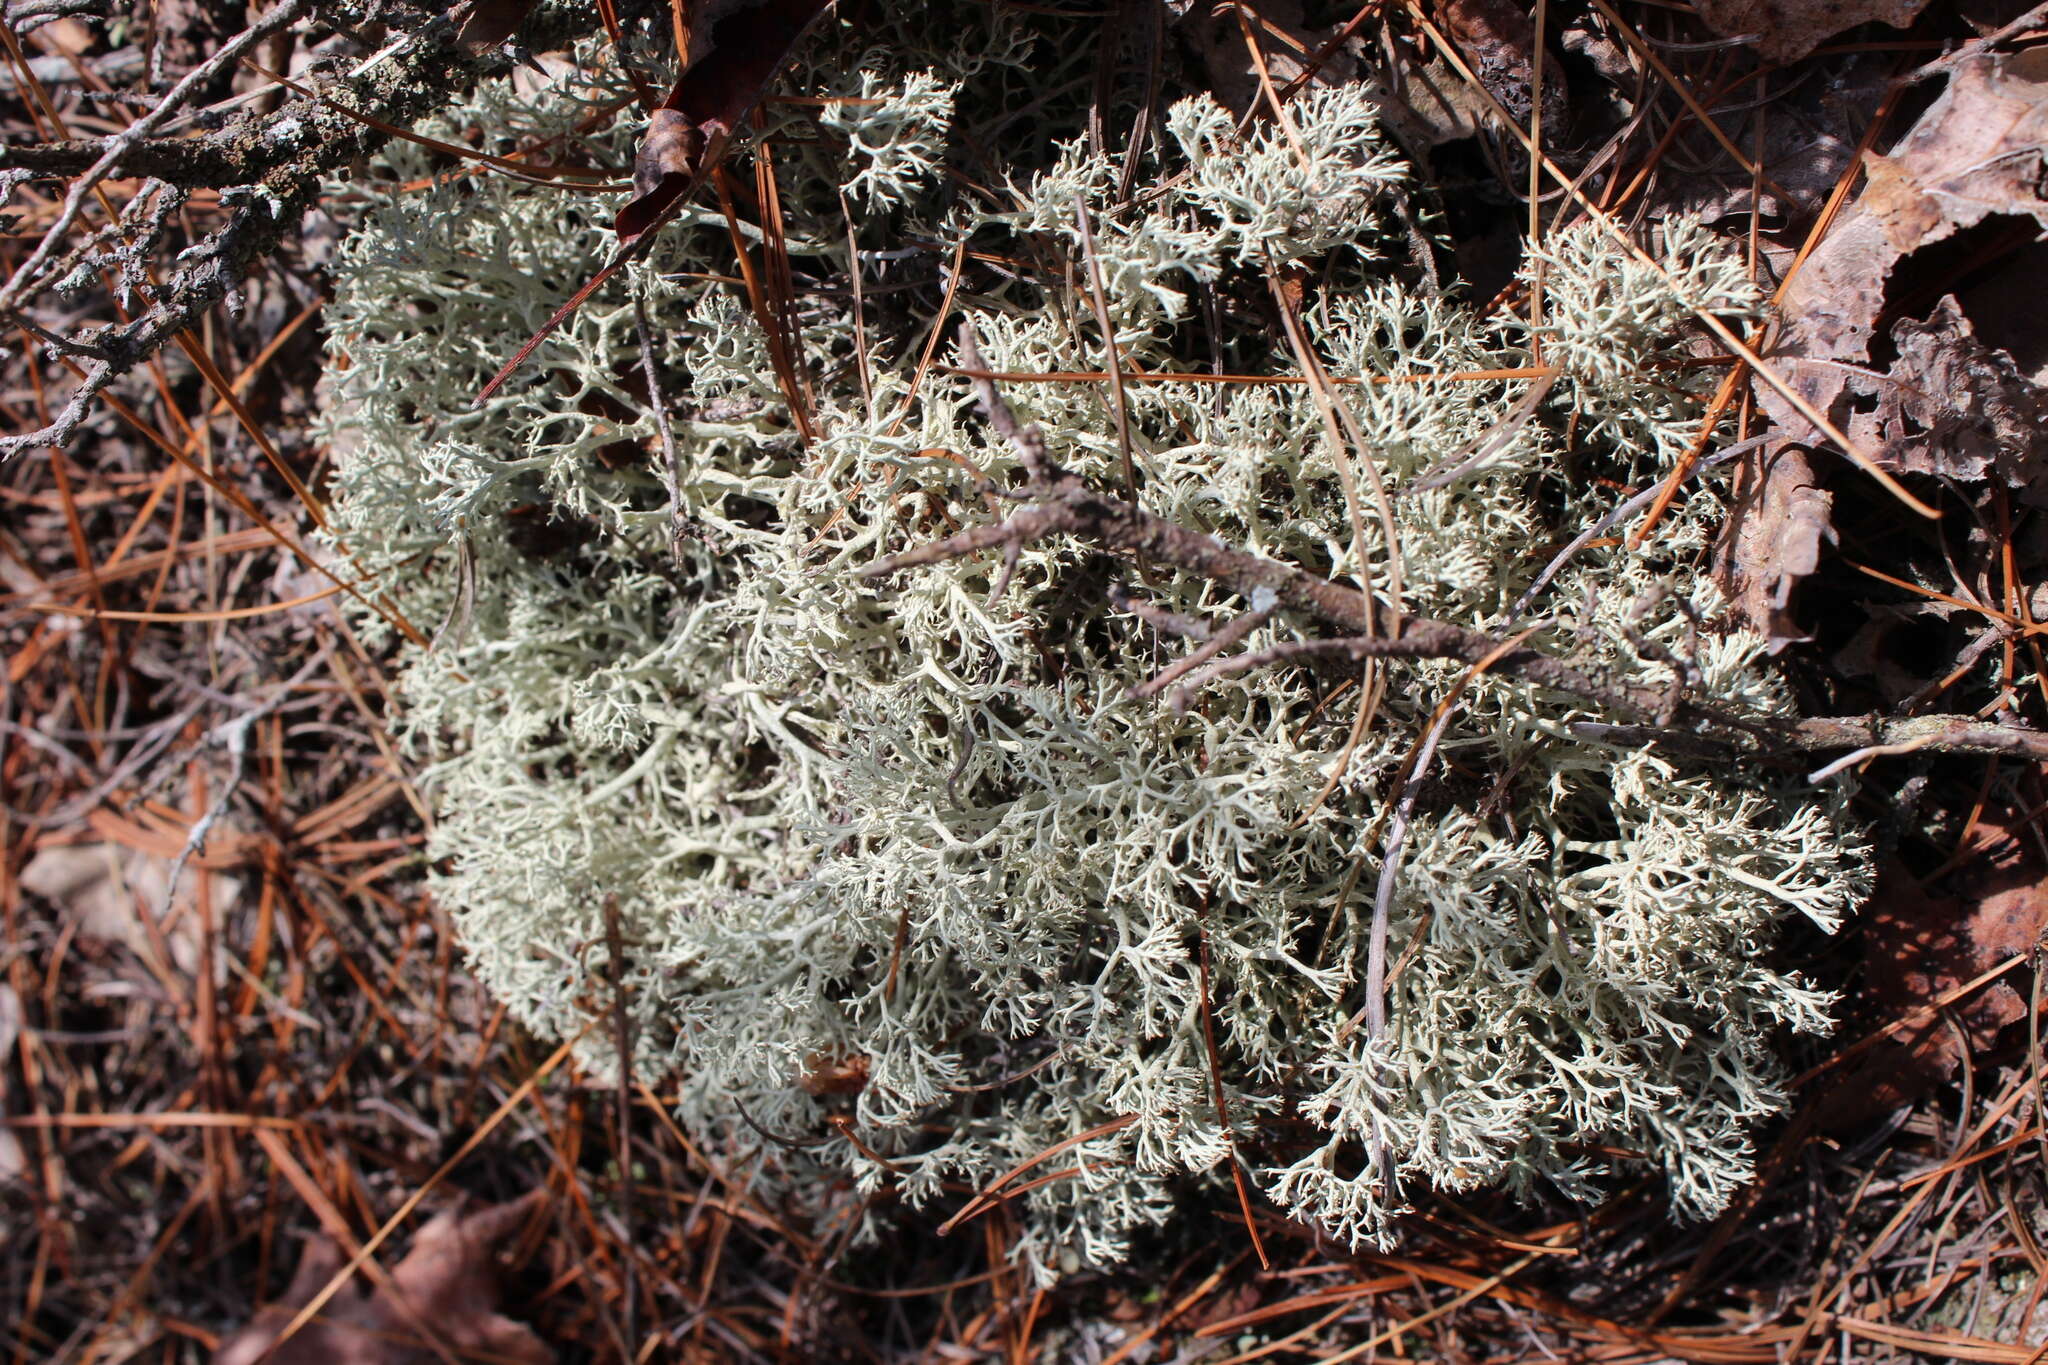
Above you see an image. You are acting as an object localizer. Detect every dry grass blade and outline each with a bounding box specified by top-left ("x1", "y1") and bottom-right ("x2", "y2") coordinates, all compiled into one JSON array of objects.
[
  {"x1": 1196, "y1": 929, "x2": 1269, "y2": 1270},
  {"x1": 714, "y1": 167, "x2": 817, "y2": 444},
  {"x1": 944, "y1": 365, "x2": 1558, "y2": 387}
]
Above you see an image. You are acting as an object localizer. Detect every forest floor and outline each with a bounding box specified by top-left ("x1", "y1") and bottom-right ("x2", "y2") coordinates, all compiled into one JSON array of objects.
[{"x1": 3, "y1": 0, "x2": 2046, "y2": 1361}]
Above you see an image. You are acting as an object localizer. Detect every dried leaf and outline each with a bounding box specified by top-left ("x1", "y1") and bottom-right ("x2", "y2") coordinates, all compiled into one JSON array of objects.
[
  {"x1": 20, "y1": 841, "x2": 243, "y2": 977},
  {"x1": 1759, "y1": 49, "x2": 2048, "y2": 496},
  {"x1": 1435, "y1": 0, "x2": 1567, "y2": 133},
  {"x1": 1832, "y1": 600, "x2": 1966, "y2": 706},
  {"x1": 798, "y1": 1049, "x2": 870, "y2": 1096},
  {"x1": 614, "y1": 0, "x2": 835, "y2": 242},
  {"x1": 0, "y1": 985, "x2": 22, "y2": 1183},
  {"x1": 620, "y1": 107, "x2": 711, "y2": 242},
  {"x1": 212, "y1": 1191, "x2": 551, "y2": 1365},
  {"x1": 455, "y1": 0, "x2": 534, "y2": 53},
  {"x1": 1825, "y1": 839, "x2": 2047, "y2": 1126},
  {"x1": 1873, "y1": 295, "x2": 2048, "y2": 485},
  {"x1": 1689, "y1": 0, "x2": 1931, "y2": 64},
  {"x1": 1721, "y1": 443, "x2": 1834, "y2": 650},
  {"x1": 1653, "y1": 53, "x2": 1890, "y2": 226},
  {"x1": 478, "y1": 0, "x2": 835, "y2": 401}
]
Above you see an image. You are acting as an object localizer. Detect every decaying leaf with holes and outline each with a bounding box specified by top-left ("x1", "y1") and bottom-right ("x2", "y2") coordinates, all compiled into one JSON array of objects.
[{"x1": 1761, "y1": 49, "x2": 2048, "y2": 498}]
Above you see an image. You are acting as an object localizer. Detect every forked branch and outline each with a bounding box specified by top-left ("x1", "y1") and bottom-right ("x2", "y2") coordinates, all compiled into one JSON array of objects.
[{"x1": 863, "y1": 324, "x2": 2048, "y2": 767}]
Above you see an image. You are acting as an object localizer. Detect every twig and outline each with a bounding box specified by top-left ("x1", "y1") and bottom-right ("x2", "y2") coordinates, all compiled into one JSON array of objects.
[
  {"x1": 1906, "y1": 1, "x2": 2048, "y2": 84},
  {"x1": 162, "y1": 653, "x2": 326, "y2": 916},
  {"x1": 0, "y1": 0, "x2": 313, "y2": 318},
  {"x1": 1129, "y1": 589, "x2": 1277, "y2": 702},
  {"x1": 1108, "y1": 581, "x2": 1213, "y2": 641},
  {"x1": 633, "y1": 290, "x2": 688, "y2": 556},
  {"x1": 603, "y1": 895, "x2": 639, "y2": 1357},
  {"x1": 866, "y1": 344, "x2": 2048, "y2": 765},
  {"x1": 1408, "y1": 374, "x2": 1556, "y2": 493},
  {"x1": 0, "y1": 3, "x2": 605, "y2": 464},
  {"x1": 1072, "y1": 194, "x2": 1139, "y2": 500}
]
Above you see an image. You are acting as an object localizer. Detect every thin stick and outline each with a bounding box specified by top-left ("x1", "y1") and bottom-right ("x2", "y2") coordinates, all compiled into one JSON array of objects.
[
  {"x1": 1073, "y1": 195, "x2": 1139, "y2": 500},
  {"x1": 937, "y1": 1115, "x2": 1138, "y2": 1235},
  {"x1": 1196, "y1": 929, "x2": 1270, "y2": 1269},
  {"x1": 633, "y1": 290, "x2": 688, "y2": 554},
  {"x1": 872, "y1": 348, "x2": 2048, "y2": 763},
  {"x1": 605, "y1": 895, "x2": 639, "y2": 1357}
]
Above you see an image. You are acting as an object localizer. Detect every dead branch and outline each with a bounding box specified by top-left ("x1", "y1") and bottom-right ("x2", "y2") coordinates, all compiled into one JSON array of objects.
[
  {"x1": 0, "y1": 0, "x2": 605, "y2": 464},
  {"x1": 862, "y1": 326, "x2": 2048, "y2": 767}
]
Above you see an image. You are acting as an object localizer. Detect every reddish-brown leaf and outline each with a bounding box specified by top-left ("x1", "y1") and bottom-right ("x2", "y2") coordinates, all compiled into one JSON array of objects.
[
  {"x1": 455, "y1": 0, "x2": 535, "y2": 53},
  {"x1": 1722, "y1": 442, "x2": 1835, "y2": 651},
  {"x1": 1759, "y1": 49, "x2": 2048, "y2": 495},
  {"x1": 211, "y1": 1191, "x2": 552, "y2": 1365},
  {"x1": 1689, "y1": 0, "x2": 1930, "y2": 64},
  {"x1": 613, "y1": 0, "x2": 835, "y2": 242},
  {"x1": 1822, "y1": 834, "x2": 2048, "y2": 1127},
  {"x1": 477, "y1": 0, "x2": 836, "y2": 402}
]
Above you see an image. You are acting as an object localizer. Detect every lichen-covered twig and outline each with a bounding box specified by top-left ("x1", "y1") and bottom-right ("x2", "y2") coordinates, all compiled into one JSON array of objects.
[{"x1": 0, "y1": 0, "x2": 603, "y2": 464}]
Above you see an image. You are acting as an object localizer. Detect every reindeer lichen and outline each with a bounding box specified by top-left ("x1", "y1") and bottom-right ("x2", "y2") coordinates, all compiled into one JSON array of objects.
[{"x1": 320, "y1": 3, "x2": 1868, "y2": 1280}]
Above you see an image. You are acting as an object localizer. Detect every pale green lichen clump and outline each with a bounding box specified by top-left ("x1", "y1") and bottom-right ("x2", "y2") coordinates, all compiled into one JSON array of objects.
[{"x1": 321, "y1": 4, "x2": 1868, "y2": 1278}]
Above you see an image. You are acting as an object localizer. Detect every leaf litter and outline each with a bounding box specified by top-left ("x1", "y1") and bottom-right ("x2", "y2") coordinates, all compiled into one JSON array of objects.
[
  {"x1": 1729, "y1": 46, "x2": 2048, "y2": 647},
  {"x1": 210, "y1": 1190, "x2": 552, "y2": 1365}
]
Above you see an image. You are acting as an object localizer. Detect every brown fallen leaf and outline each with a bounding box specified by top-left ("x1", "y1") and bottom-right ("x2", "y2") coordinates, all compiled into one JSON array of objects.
[
  {"x1": 1720, "y1": 442, "x2": 1835, "y2": 651},
  {"x1": 20, "y1": 840, "x2": 245, "y2": 978},
  {"x1": 1873, "y1": 295, "x2": 2048, "y2": 485},
  {"x1": 455, "y1": 0, "x2": 535, "y2": 53},
  {"x1": 1823, "y1": 831, "x2": 2048, "y2": 1129},
  {"x1": 1689, "y1": 0, "x2": 1931, "y2": 64},
  {"x1": 477, "y1": 0, "x2": 835, "y2": 402},
  {"x1": 1832, "y1": 598, "x2": 1967, "y2": 707},
  {"x1": 614, "y1": 0, "x2": 834, "y2": 242},
  {"x1": 212, "y1": 1191, "x2": 552, "y2": 1365},
  {"x1": 1433, "y1": 0, "x2": 1567, "y2": 137},
  {"x1": 1759, "y1": 48, "x2": 2048, "y2": 497}
]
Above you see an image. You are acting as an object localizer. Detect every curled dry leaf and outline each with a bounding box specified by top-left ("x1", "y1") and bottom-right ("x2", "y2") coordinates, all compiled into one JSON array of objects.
[
  {"x1": 1657, "y1": 54, "x2": 1891, "y2": 228},
  {"x1": 478, "y1": 0, "x2": 834, "y2": 400},
  {"x1": 1689, "y1": 0, "x2": 1931, "y2": 64},
  {"x1": 1760, "y1": 48, "x2": 2048, "y2": 497},
  {"x1": 212, "y1": 1190, "x2": 552, "y2": 1365},
  {"x1": 614, "y1": 0, "x2": 836, "y2": 242}
]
